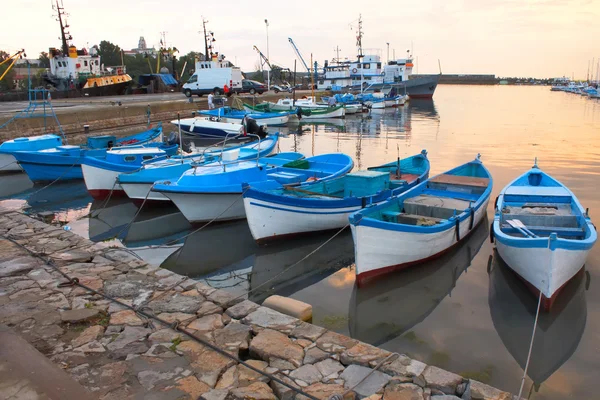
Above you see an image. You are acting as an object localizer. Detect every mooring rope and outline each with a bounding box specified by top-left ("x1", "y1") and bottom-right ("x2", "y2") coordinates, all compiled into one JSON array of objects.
[
  {"x1": 517, "y1": 288, "x2": 543, "y2": 398},
  {"x1": 1, "y1": 235, "x2": 320, "y2": 400}
]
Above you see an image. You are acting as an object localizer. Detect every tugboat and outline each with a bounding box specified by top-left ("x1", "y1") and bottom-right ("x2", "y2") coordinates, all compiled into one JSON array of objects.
[{"x1": 44, "y1": 0, "x2": 132, "y2": 96}]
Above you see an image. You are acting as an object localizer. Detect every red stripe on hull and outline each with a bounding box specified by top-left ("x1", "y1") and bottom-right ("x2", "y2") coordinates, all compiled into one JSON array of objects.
[
  {"x1": 512, "y1": 266, "x2": 584, "y2": 312},
  {"x1": 88, "y1": 189, "x2": 126, "y2": 200},
  {"x1": 356, "y1": 219, "x2": 482, "y2": 287}
]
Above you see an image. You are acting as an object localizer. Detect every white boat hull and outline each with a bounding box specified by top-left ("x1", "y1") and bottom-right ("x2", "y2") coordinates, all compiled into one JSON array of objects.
[
  {"x1": 244, "y1": 197, "x2": 360, "y2": 243},
  {"x1": 352, "y1": 198, "x2": 489, "y2": 284},
  {"x1": 162, "y1": 191, "x2": 246, "y2": 223},
  {"x1": 301, "y1": 107, "x2": 346, "y2": 119},
  {"x1": 217, "y1": 115, "x2": 289, "y2": 126},
  {"x1": 81, "y1": 164, "x2": 124, "y2": 199},
  {"x1": 343, "y1": 104, "x2": 361, "y2": 114},
  {"x1": 384, "y1": 100, "x2": 396, "y2": 107},
  {"x1": 121, "y1": 182, "x2": 169, "y2": 202},
  {"x1": 495, "y1": 241, "x2": 589, "y2": 299},
  {"x1": 0, "y1": 153, "x2": 22, "y2": 172}
]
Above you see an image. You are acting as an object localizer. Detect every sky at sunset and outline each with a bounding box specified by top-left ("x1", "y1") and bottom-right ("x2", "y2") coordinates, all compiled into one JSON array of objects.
[{"x1": 3, "y1": 0, "x2": 599, "y2": 79}]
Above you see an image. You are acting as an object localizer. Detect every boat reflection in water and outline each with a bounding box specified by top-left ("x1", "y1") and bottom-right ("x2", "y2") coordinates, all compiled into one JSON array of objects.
[
  {"x1": 0, "y1": 177, "x2": 91, "y2": 220},
  {"x1": 488, "y1": 251, "x2": 588, "y2": 392},
  {"x1": 165, "y1": 222, "x2": 354, "y2": 303},
  {"x1": 348, "y1": 217, "x2": 488, "y2": 346}
]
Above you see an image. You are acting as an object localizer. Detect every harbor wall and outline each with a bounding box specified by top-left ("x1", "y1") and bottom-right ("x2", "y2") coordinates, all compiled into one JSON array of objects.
[
  {"x1": 0, "y1": 207, "x2": 520, "y2": 400},
  {"x1": 412, "y1": 74, "x2": 498, "y2": 85}
]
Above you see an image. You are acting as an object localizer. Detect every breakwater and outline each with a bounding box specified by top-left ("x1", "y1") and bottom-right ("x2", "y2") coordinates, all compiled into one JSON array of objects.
[{"x1": 0, "y1": 207, "x2": 519, "y2": 400}]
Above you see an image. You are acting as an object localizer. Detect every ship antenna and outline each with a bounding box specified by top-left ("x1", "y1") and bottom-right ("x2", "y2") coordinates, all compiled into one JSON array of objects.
[
  {"x1": 54, "y1": 0, "x2": 72, "y2": 55},
  {"x1": 533, "y1": 157, "x2": 538, "y2": 168}
]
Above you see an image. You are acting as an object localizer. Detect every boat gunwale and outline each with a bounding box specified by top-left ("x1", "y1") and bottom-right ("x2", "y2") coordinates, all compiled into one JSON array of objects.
[{"x1": 349, "y1": 157, "x2": 493, "y2": 234}]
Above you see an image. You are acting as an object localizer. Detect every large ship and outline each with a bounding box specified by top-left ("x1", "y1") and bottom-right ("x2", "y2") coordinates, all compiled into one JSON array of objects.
[
  {"x1": 317, "y1": 16, "x2": 440, "y2": 98},
  {"x1": 44, "y1": 1, "x2": 132, "y2": 96}
]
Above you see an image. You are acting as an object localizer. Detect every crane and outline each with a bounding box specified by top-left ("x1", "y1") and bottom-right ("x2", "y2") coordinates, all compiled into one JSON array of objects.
[
  {"x1": 0, "y1": 49, "x2": 26, "y2": 81},
  {"x1": 253, "y1": 45, "x2": 273, "y2": 71},
  {"x1": 287, "y1": 38, "x2": 311, "y2": 73},
  {"x1": 253, "y1": 45, "x2": 290, "y2": 83}
]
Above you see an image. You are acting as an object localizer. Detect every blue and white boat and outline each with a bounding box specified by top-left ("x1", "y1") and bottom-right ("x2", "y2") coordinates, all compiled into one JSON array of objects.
[
  {"x1": 0, "y1": 134, "x2": 63, "y2": 172},
  {"x1": 117, "y1": 133, "x2": 281, "y2": 203},
  {"x1": 153, "y1": 153, "x2": 354, "y2": 223},
  {"x1": 243, "y1": 151, "x2": 430, "y2": 244},
  {"x1": 349, "y1": 155, "x2": 492, "y2": 285},
  {"x1": 81, "y1": 144, "x2": 178, "y2": 199},
  {"x1": 198, "y1": 107, "x2": 291, "y2": 126},
  {"x1": 172, "y1": 117, "x2": 243, "y2": 138},
  {"x1": 492, "y1": 162, "x2": 596, "y2": 311},
  {"x1": 12, "y1": 125, "x2": 165, "y2": 182}
]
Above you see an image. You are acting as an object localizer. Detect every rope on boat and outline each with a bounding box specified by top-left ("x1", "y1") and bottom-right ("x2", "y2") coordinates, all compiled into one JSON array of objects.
[
  {"x1": 517, "y1": 288, "x2": 543, "y2": 398},
  {"x1": 229, "y1": 224, "x2": 351, "y2": 303},
  {"x1": 21, "y1": 158, "x2": 82, "y2": 203},
  {"x1": 0, "y1": 161, "x2": 18, "y2": 170},
  {"x1": 1, "y1": 235, "x2": 320, "y2": 400}
]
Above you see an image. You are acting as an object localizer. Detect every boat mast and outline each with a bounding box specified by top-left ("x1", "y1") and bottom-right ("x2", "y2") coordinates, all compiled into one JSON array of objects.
[
  {"x1": 53, "y1": 0, "x2": 72, "y2": 55},
  {"x1": 354, "y1": 14, "x2": 364, "y2": 93},
  {"x1": 202, "y1": 18, "x2": 209, "y2": 61}
]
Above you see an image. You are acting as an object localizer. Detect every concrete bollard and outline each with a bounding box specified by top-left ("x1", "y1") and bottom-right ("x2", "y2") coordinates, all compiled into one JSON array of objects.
[
  {"x1": 263, "y1": 295, "x2": 312, "y2": 322},
  {"x1": 83, "y1": 125, "x2": 90, "y2": 134}
]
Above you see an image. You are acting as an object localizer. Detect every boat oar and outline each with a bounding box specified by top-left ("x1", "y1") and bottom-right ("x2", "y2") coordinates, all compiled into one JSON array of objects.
[
  {"x1": 511, "y1": 219, "x2": 539, "y2": 238},
  {"x1": 506, "y1": 220, "x2": 535, "y2": 238}
]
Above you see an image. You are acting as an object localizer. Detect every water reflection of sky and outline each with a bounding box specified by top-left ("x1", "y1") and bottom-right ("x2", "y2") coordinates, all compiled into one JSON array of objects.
[{"x1": 0, "y1": 85, "x2": 599, "y2": 400}]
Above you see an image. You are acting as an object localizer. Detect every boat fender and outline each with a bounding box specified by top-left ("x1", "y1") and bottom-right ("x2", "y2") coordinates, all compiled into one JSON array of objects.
[
  {"x1": 468, "y1": 207, "x2": 475, "y2": 230},
  {"x1": 455, "y1": 218, "x2": 461, "y2": 242},
  {"x1": 494, "y1": 196, "x2": 499, "y2": 210},
  {"x1": 489, "y1": 222, "x2": 495, "y2": 243},
  {"x1": 487, "y1": 254, "x2": 493, "y2": 274},
  {"x1": 361, "y1": 197, "x2": 367, "y2": 208},
  {"x1": 381, "y1": 72, "x2": 385, "y2": 76}
]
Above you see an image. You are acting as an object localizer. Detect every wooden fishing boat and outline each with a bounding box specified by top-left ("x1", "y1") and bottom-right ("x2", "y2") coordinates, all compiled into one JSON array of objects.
[
  {"x1": 172, "y1": 117, "x2": 243, "y2": 138},
  {"x1": 198, "y1": 107, "x2": 290, "y2": 126},
  {"x1": 153, "y1": 153, "x2": 354, "y2": 224},
  {"x1": 350, "y1": 154, "x2": 492, "y2": 286},
  {"x1": 0, "y1": 134, "x2": 62, "y2": 173},
  {"x1": 243, "y1": 150, "x2": 429, "y2": 244},
  {"x1": 349, "y1": 218, "x2": 488, "y2": 346},
  {"x1": 492, "y1": 162, "x2": 596, "y2": 311},
  {"x1": 12, "y1": 125, "x2": 165, "y2": 182},
  {"x1": 118, "y1": 133, "x2": 283, "y2": 203},
  {"x1": 81, "y1": 146, "x2": 175, "y2": 199}
]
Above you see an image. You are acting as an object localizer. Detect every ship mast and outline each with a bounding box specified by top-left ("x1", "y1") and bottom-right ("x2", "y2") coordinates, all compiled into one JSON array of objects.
[
  {"x1": 356, "y1": 14, "x2": 364, "y2": 61},
  {"x1": 53, "y1": 1, "x2": 72, "y2": 55}
]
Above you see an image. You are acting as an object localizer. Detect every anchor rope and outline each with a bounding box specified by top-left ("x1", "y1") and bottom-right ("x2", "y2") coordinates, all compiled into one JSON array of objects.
[{"x1": 517, "y1": 288, "x2": 543, "y2": 398}]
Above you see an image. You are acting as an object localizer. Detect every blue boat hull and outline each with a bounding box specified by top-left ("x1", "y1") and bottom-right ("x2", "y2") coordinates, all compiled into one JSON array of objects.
[{"x1": 19, "y1": 159, "x2": 84, "y2": 181}]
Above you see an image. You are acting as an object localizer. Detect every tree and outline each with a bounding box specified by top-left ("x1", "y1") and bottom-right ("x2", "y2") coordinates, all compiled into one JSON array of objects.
[
  {"x1": 97, "y1": 40, "x2": 122, "y2": 66},
  {"x1": 0, "y1": 50, "x2": 16, "y2": 91},
  {"x1": 38, "y1": 52, "x2": 50, "y2": 68}
]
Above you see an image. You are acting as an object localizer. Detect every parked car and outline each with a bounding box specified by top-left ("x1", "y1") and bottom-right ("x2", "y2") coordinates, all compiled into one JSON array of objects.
[
  {"x1": 270, "y1": 84, "x2": 293, "y2": 93},
  {"x1": 241, "y1": 80, "x2": 267, "y2": 95}
]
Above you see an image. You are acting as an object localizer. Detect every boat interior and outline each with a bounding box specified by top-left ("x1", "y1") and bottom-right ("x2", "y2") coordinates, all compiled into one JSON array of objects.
[
  {"x1": 372, "y1": 163, "x2": 490, "y2": 226},
  {"x1": 499, "y1": 172, "x2": 587, "y2": 239},
  {"x1": 267, "y1": 156, "x2": 428, "y2": 199}
]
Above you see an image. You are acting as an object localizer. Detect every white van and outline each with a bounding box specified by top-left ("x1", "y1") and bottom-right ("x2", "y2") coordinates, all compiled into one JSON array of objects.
[{"x1": 182, "y1": 59, "x2": 243, "y2": 97}]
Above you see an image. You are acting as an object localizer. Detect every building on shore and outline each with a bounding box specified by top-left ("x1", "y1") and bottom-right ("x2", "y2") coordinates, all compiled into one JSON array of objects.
[{"x1": 124, "y1": 36, "x2": 156, "y2": 56}]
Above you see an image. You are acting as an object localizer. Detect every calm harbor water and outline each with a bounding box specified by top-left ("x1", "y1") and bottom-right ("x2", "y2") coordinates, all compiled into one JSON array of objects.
[{"x1": 1, "y1": 85, "x2": 599, "y2": 399}]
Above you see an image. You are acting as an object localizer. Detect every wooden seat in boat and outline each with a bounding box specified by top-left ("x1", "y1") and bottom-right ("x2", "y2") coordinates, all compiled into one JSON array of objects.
[
  {"x1": 403, "y1": 194, "x2": 471, "y2": 219},
  {"x1": 382, "y1": 211, "x2": 443, "y2": 225},
  {"x1": 389, "y1": 173, "x2": 420, "y2": 183},
  {"x1": 429, "y1": 174, "x2": 489, "y2": 188}
]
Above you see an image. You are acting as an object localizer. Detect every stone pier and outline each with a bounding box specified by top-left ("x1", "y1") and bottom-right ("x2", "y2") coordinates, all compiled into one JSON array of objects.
[{"x1": 0, "y1": 208, "x2": 518, "y2": 400}]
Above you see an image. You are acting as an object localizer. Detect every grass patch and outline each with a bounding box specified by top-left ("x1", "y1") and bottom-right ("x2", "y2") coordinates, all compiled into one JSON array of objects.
[
  {"x1": 428, "y1": 351, "x2": 450, "y2": 367},
  {"x1": 319, "y1": 315, "x2": 348, "y2": 330},
  {"x1": 97, "y1": 312, "x2": 110, "y2": 327},
  {"x1": 460, "y1": 365, "x2": 495, "y2": 384},
  {"x1": 169, "y1": 336, "x2": 182, "y2": 352},
  {"x1": 84, "y1": 302, "x2": 93, "y2": 309},
  {"x1": 402, "y1": 331, "x2": 426, "y2": 344}
]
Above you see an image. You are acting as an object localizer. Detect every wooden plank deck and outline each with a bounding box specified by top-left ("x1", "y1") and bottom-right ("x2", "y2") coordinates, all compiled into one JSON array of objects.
[{"x1": 430, "y1": 174, "x2": 489, "y2": 188}]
